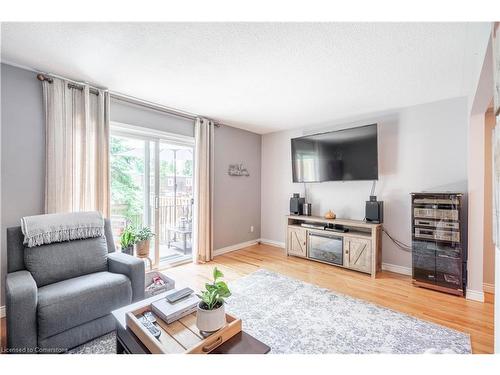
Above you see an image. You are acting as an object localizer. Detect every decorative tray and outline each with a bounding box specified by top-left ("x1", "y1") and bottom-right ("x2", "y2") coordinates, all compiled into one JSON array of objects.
[{"x1": 125, "y1": 305, "x2": 242, "y2": 354}]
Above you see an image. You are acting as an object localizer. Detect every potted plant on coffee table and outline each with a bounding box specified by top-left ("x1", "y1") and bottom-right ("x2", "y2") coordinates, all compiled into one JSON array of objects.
[
  {"x1": 119, "y1": 226, "x2": 136, "y2": 256},
  {"x1": 196, "y1": 267, "x2": 231, "y2": 333},
  {"x1": 135, "y1": 226, "x2": 155, "y2": 258}
]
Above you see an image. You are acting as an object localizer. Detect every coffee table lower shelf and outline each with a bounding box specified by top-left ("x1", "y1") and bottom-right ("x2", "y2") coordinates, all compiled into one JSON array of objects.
[{"x1": 116, "y1": 327, "x2": 270, "y2": 354}]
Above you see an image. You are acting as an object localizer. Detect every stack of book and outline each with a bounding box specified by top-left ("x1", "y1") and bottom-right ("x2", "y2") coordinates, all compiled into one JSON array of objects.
[{"x1": 151, "y1": 293, "x2": 199, "y2": 324}]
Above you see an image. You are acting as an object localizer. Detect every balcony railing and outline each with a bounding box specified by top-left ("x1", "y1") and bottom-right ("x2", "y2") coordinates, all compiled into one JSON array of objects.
[{"x1": 112, "y1": 195, "x2": 193, "y2": 246}]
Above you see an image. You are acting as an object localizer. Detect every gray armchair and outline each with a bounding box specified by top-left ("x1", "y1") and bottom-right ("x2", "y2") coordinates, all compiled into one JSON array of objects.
[{"x1": 5, "y1": 219, "x2": 145, "y2": 353}]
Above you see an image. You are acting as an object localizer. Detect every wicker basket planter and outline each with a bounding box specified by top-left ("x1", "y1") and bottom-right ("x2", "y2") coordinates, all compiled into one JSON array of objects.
[{"x1": 135, "y1": 239, "x2": 150, "y2": 257}]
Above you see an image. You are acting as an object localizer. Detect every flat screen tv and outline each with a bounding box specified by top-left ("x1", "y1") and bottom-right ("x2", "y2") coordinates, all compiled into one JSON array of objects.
[{"x1": 291, "y1": 124, "x2": 378, "y2": 182}]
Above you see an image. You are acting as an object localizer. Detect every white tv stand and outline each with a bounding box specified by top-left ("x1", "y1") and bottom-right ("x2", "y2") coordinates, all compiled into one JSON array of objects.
[{"x1": 285, "y1": 215, "x2": 382, "y2": 278}]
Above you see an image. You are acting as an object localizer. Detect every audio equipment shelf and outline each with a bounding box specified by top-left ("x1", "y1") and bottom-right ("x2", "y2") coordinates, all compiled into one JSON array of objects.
[
  {"x1": 411, "y1": 192, "x2": 467, "y2": 296},
  {"x1": 285, "y1": 215, "x2": 382, "y2": 278}
]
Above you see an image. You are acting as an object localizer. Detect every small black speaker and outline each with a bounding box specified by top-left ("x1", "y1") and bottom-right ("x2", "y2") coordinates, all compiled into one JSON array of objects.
[
  {"x1": 365, "y1": 196, "x2": 383, "y2": 223},
  {"x1": 290, "y1": 193, "x2": 305, "y2": 215}
]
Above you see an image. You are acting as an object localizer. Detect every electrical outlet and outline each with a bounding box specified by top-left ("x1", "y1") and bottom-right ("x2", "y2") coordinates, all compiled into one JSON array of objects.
[{"x1": 250, "y1": 225, "x2": 254, "y2": 233}]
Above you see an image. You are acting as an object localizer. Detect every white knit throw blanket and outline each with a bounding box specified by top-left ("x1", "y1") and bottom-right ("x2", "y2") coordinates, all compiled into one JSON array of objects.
[{"x1": 21, "y1": 211, "x2": 104, "y2": 248}]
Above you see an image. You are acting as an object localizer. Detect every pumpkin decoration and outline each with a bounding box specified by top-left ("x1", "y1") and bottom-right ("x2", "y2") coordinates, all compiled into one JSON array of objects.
[{"x1": 324, "y1": 210, "x2": 336, "y2": 219}]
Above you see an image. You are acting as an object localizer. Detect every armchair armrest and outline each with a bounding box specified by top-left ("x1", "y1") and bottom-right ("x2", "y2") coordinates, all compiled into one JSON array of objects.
[
  {"x1": 6, "y1": 271, "x2": 38, "y2": 352},
  {"x1": 108, "y1": 252, "x2": 145, "y2": 302}
]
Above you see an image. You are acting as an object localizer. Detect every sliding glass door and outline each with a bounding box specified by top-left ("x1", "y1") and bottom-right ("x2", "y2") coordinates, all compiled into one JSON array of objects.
[{"x1": 110, "y1": 125, "x2": 194, "y2": 267}]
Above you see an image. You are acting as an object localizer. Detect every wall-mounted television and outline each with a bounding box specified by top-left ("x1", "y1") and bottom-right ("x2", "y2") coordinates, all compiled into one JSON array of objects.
[{"x1": 291, "y1": 124, "x2": 378, "y2": 183}]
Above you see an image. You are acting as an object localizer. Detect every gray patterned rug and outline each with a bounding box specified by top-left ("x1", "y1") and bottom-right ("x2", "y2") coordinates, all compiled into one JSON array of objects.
[
  {"x1": 225, "y1": 269, "x2": 471, "y2": 354},
  {"x1": 69, "y1": 268, "x2": 471, "y2": 354},
  {"x1": 69, "y1": 332, "x2": 116, "y2": 354}
]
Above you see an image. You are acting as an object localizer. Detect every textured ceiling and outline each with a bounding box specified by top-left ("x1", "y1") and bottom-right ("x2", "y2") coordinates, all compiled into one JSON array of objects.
[{"x1": 0, "y1": 22, "x2": 492, "y2": 134}]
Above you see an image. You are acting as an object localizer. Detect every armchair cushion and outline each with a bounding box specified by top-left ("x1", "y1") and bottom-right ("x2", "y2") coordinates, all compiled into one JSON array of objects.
[
  {"x1": 37, "y1": 271, "x2": 131, "y2": 339},
  {"x1": 24, "y1": 236, "x2": 108, "y2": 287},
  {"x1": 108, "y1": 252, "x2": 145, "y2": 302},
  {"x1": 6, "y1": 271, "x2": 38, "y2": 352}
]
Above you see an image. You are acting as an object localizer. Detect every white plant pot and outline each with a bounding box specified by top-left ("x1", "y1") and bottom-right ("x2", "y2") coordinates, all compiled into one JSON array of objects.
[{"x1": 196, "y1": 302, "x2": 226, "y2": 332}]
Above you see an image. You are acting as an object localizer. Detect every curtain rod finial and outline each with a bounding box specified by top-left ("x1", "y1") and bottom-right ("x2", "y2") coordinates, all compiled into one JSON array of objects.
[{"x1": 37, "y1": 73, "x2": 53, "y2": 83}]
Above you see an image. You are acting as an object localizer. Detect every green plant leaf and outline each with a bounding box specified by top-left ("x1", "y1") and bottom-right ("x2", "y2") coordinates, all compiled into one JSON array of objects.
[
  {"x1": 213, "y1": 267, "x2": 224, "y2": 281},
  {"x1": 200, "y1": 291, "x2": 211, "y2": 306},
  {"x1": 205, "y1": 283, "x2": 217, "y2": 293},
  {"x1": 215, "y1": 281, "x2": 231, "y2": 298},
  {"x1": 209, "y1": 289, "x2": 218, "y2": 309}
]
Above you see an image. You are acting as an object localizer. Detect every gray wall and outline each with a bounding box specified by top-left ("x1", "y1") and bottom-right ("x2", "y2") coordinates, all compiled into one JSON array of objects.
[
  {"x1": 213, "y1": 125, "x2": 261, "y2": 250},
  {"x1": 261, "y1": 97, "x2": 469, "y2": 270},
  {"x1": 1, "y1": 63, "x2": 46, "y2": 305}
]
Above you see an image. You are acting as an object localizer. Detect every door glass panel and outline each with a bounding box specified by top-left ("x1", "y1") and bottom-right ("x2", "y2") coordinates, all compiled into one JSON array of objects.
[
  {"x1": 110, "y1": 134, "x2": 145, "y2": 236},
  {"x1": 158, "y1": 142, "x2": 194, "y2": 263},
  {"x1": 110, "y1": 134, "x2": 156, "y2": 266}
]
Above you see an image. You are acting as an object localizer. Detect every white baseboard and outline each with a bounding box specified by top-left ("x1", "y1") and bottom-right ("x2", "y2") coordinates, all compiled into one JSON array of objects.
[
  {"x1": 466, "y1": 289, "x2": 485, "y2": 302},
  {"x1": 213, "y1": 239, "x2": 260, "y2": 257},
  {"x1": 483, "y1": 283, "x2": 495, "y2": 294},
  {"x1": 381, "y1": 262, "x2": 412, "y2": 276},
  {"x1": 0, "y1": 305, "x2": 5, "y2": 318},
  {"x1": 213, "y1": 238, "x2": 286, "y2": 257},
  {"x1": 259, "y1": 238, "x2": 285, "y2": 248}
]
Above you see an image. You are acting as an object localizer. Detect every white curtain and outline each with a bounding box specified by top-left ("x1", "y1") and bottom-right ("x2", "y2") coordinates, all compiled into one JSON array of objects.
[
  {"x1": 192, "y1": 117, "x2": 215, "y2": 263},
  {"x1": 42, "y1": 78, "x2": 110, "y2": 216}
]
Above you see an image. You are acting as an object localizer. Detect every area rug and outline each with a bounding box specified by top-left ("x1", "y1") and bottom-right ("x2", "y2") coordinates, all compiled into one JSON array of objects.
[
  {"x1": 69, "y1": 268, "x2": 471, "y2": 354},
  {"x1": 68, "y1": 332, "x2": 116, "y2": 354},
  {"x1": 225, "y1": 269, "x2": 472, "y2": 354}
]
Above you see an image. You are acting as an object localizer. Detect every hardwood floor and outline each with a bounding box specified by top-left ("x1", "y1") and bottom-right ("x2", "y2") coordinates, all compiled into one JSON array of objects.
[
  {"x1": 163, "y1": 244, "x2": 495, "y2": 354},
  {"x1": 1, "y1": 315, "x2": 5, "y2": 351},
  {"x1": 0, "y1": 243, "x2": 494, "y2": 353}
]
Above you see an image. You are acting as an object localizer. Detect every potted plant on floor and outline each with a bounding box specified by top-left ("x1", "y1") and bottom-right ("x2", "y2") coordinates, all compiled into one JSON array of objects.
[
  {"x1": 135, "y1": 226, "x2": 155, "y2": 258},
  {"x1": 119, "y1": 226, "x2": 136, "y2": 256},
  {"x1": 196, "y1": 267, "x2": 232, "y2": 332}
]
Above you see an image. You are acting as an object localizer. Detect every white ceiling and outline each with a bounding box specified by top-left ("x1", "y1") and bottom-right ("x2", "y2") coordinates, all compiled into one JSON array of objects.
[{"x1": 0, "y1": 22, "x2": 492, "y2": 134}]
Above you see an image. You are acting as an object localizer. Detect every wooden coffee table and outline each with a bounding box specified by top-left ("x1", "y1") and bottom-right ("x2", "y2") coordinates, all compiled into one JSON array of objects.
[{"x1": 112, "y1": 290, "x2": 270, "y2": 354}]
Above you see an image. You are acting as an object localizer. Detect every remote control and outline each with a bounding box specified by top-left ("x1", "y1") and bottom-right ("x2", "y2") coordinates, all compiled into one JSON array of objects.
[
  {"x1": 166, "y1": 287, "x2": 194, "y2": 303},
  {"x1": 143, "y1": 311, "x2": 156, "y2": 323},
  {"x1": 138, "y1": 315, "x2": 161, "y2": 339}
]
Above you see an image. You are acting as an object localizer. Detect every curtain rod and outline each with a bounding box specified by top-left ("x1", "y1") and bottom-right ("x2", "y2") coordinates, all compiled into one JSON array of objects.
[
  {"x1": 37, "y1": 73, "x2": 101, "y2": 95},
  {"x1": 36, "y1": 73, "x2": 222, "y2": 126}
]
